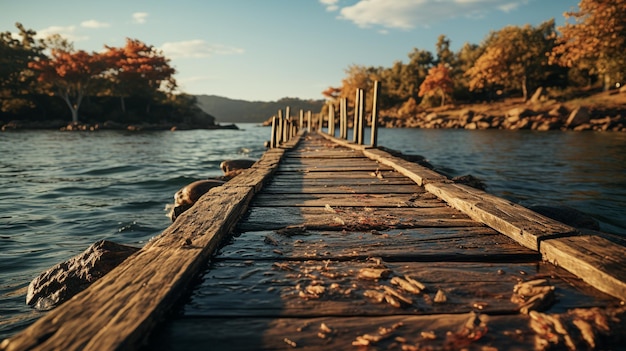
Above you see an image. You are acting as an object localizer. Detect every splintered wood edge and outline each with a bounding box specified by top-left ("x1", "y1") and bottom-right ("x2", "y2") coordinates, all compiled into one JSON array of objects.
[
  {"x1": 318, "y1": 131, "x2": 626, "y2": 301},
  {"x1": 0, "y1": 136, "x2": 299, "y2": 351}
]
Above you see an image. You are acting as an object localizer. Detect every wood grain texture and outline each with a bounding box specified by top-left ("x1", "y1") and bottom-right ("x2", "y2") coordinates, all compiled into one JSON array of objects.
[
  {"x1": 220, "y1": 227, "x2": 540, "y2": 262},
  {"x1": 541, "y1": 235, "x2": 626, "y2": 300},
  {"x1": 424, "y1": 182, "x2": 577, "y2": 251},
  {"x1": 237, "y1": 206, "x2": 481, "y2": 232}
]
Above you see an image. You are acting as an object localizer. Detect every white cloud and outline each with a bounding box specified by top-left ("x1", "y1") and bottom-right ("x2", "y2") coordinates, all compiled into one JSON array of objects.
[
  {"x1": 320, "y1": 0, "x2": 339, "y2": 11},
  {"x1": 81, "y1": 20, "x2": 110, "y2": 29},
  {"x1": 36, "y1": 25, "x2": 88, "y2": 42},
  {"x1": 132, "y1": 12, "x2": 149, "y2": 24},
  {"x1": 498, "y1": 1, "x2": 524, "y2": 12},
  {"x1": 332, "y1": 0, "x2": 528, "y2": 30},
  {"x1": 160, "y1": 40, "x2": 244, "y2": 59}
]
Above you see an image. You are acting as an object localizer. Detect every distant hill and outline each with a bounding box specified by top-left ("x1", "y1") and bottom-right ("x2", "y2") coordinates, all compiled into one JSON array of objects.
[{"x1": 195, "y1": 95, "x2": 325, "y2": 123}]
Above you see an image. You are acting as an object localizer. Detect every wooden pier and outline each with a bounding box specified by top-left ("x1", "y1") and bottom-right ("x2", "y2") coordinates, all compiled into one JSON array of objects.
[{"x1": 3, "y1": 128, "x2": 626, "y2": 350}]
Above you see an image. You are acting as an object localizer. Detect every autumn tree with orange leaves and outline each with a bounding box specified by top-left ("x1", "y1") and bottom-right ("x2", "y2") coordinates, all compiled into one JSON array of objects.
[
  {"x1": 419, "y1": 63, "x2": 453, "y2": 107},
  {"x1": 29, "y1": 49, "x2": 107, "y2": 123},
  {"x1": 466, "y1": 20, "x2": 556, "y2": 101},
  {"x1": 551, "y1": 0, "x2": 626, "y2": 90},
  {"x1": 103, "y1": 38, "x2": 176, "y2": 114}
]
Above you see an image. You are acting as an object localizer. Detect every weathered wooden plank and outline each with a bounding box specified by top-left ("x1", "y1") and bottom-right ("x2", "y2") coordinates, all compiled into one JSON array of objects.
[
  {"x1": 266, "y1": 177, "x2": 416, "y2": 186},
  {"x1": 284, "y1": 151, "x2": 363, "y2": 159},
  {"x1": 237, "y1": 206, "x2": 480, "y2": 232},
  {"x1": 279, "y1": 157, "x2": 376, "y2": 165},
  {"x1": 249, "y1": 192, "x2": 440, "y2": 208},
  {"x1": 363, "y1": 148, "x2": 449, "y2": 186},
  {"x1": 424, "y1": 182, "x2": 577, "y2": 251},
  {"x1": 273, "y1": 170, "x2": 406, "y2": 179},
  {"x1": 147, "y1": 306, "x2": 626, "y2": 351},
  {"x1": 262, "y1": 183, "x2": 424, "y2": 194},
  {"x1": 220, "y1": 228, "x2": 540, "y2": 262},
  {"x1": 541, "y1": 235, "x2": 626, "y2": 300},
  {"x1": 180, "y1": 260, "x2": 614, "y2": 317},
  {"x1": 277, "y1": 164, "x2": 392, "y2": 172}
]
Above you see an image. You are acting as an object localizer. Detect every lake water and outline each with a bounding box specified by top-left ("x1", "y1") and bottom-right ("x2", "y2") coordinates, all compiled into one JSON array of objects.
[{"x1": 1, "y1": 125, "x2": 625, "y2": 340}]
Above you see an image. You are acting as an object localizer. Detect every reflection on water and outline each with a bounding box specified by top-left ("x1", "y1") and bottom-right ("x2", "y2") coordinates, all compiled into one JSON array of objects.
[{"x1": 0, "y1": 126, "x2": 624, "y2": 340}]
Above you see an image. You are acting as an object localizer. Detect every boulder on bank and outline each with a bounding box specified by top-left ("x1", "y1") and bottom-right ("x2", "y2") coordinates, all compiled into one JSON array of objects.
[
  {"x1": 565, "y1": 107, "x2": 591, "y2": 128},
  {"x1": 26, "y1": 240, "x2": 139, "y2": 310}
]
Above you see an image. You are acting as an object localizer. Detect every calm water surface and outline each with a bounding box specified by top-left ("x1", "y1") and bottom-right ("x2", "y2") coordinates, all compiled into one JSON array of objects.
[{"x1": 1, "y1": 125, "x2": 625, "y2": 339}]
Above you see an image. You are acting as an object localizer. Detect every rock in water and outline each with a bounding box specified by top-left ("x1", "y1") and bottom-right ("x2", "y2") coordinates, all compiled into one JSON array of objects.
[
  {"x1": 26, "y1": 240, "x2": 139, "y2": 310},
  {"x1": 167, "y1": 179, "x2": 225, "y2": 221},
  {"x1": 220, "y1": 159, "x2": 256, "y2": 173},
  {"x1": 452, "y1": 174, "x2": 487, "y2": 190}
]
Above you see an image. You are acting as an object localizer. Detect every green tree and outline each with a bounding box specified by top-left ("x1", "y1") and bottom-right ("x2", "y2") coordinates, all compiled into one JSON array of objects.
[
  {"x1": 0, "y1": 23, "x2": 43, "y2": 114},
  {"x1": 452, "y1": 42, "x2": 483, "y2": 100},
  {"x1": 551, "y1": 0, "x2": 626, "y2": 90},
  {"x1": 435, "y1": 35, "x2": 454, "y2": 67}
]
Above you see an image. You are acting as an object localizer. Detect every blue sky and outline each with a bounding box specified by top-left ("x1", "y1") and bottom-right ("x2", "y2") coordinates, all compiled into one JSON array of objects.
[{"x1": 2, "y1": 0, "x2": 579, "y2": 101}]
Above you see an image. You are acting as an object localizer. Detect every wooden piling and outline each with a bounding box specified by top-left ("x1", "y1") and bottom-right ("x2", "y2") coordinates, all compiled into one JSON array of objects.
[
  {"x1": 328, "y1": 104, "x2": 335, "y2": 137},
  {"x1": 352, "y1": 90, "x2": 359, "y2": 143},
  {"x1": 371, "y1": 80, "x2": 380, "y2": 147},
  {"x1": 306, "y1": 110, "x2": 313, "y2": 132},
  {"x1": 357, "y1": 88, "x2": 365, "y2": 145},
  {"x1": 270, "y1": 116, "x2": 277, "y2": 148},
  {"x1": 340, "y1": 98, "x2": 347, "y2": 139}
]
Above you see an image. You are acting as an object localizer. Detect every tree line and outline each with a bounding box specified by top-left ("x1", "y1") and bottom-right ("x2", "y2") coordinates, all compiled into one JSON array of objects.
[
  {"x1": 323, "y1": 0, "x2": 626, "y2": 115},
  {"x1": 1, "y1": 23, "x2": 210, "y2": 127}
]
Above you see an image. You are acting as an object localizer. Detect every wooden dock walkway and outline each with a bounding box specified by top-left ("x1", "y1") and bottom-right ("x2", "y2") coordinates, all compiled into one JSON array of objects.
[{"x1": 3, "y1": 131, "x2": 626, "y2": 351}]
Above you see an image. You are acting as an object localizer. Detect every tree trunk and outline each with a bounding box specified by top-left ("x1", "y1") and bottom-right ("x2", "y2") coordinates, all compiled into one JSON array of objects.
[
  {"x1": 60, "y1": 90, "x2": 83, "y2": 124},
  {"x1": 521, "y1": 75, "x2": 528, "y2": 101},
  {"x1": 603, "y1": 73, "x2": 612, "y2": 91}
]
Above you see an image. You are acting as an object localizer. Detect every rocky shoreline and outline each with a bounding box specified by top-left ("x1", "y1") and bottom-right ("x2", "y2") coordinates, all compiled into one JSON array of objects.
[
  {"x1": 0, "y1": 120, "x2": 239, "y2": 132},
  {"x1": 380, "y1": 104, "x2": 626, "y2": 132}
]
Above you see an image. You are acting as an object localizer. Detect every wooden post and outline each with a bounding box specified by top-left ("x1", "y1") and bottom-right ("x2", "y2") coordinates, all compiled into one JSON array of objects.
[
  {"x1": 285, "y1": 106, "x2": 291, "y2": 140},
  {"x1": 328, "y1": 104, "x2": 335, "y2": 137},
  {"x1": 277, "y1": 110, "x2": 283, "y2": 145},
  {"x1": 299, "y1": 110, "x2": 304, "y2": 131},
  {"x1": 357, "y1": 89, "x2": 365, "y2": 145},
  {"x1": 370, "y1": 80, "x2": 380, "y2": 147},
  {"x1": 339, "y1": 98, "x2": 348, "y2": 139},
  {"x1": 307, "y1": 110, "x2": 312, "y2": 132},
  {"x1": 282, "y1": 112, "x2": 288, "y2": 143},
  {"x1": 352, "y1": 89, "x2": 359, "y2": 143},
  {"x1": 270, "y1": 116, "x2": 277, "y2": 148}
]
